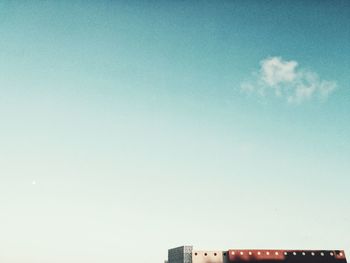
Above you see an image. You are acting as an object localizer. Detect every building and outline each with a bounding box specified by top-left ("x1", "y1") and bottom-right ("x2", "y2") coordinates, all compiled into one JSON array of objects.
[{"x1": 167, "y1": 246, "x2": 347, "y2": 263}]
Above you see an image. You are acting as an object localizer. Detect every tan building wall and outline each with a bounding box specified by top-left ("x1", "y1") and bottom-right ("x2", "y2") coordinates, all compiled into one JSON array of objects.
[{"x1": 192, "y1": 250, "x2": 229, "y2": 263}]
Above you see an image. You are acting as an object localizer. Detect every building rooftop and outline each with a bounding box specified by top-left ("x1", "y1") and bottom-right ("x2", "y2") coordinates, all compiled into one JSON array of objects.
[{"x1": 167, "y1": 246, "x2": 347, "y2": 263}]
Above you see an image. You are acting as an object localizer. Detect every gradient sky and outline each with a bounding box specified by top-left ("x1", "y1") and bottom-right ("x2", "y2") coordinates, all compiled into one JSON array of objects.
[{"x1": 0, "y1": 1, "x2": 349, "y2": 262}]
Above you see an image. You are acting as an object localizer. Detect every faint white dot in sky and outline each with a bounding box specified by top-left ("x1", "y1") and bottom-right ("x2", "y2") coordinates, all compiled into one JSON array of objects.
[{"x1": 32, "y1": 180, "x2": 36, "y2": 185}]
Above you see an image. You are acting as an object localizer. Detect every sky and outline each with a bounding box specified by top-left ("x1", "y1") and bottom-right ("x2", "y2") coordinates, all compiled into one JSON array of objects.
[{"x1": 0, "y1": 1, "x2": 349, "y2": 262}]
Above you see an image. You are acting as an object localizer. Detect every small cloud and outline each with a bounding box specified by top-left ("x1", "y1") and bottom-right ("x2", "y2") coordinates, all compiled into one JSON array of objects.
[
  {"x1": 261, "y1": 57, "x2": 298, "y2": 86},
  {"x1": 241, "y1": 57, "x2": 336, "y2": 104}
]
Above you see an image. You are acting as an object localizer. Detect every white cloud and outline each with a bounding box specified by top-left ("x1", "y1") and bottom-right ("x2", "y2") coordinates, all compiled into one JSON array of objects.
[
  {"x1": 261, "y1": 57, "x2": 298, "y2": 86},
  {"x1": 241, "y1": 57, "x2": 336, "y2": 104}
]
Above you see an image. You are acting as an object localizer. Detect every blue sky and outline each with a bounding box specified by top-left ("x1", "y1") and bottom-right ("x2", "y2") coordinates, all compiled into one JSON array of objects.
[{"x1": 0, "y1": 1, "x2": 349, "y2": 262}]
